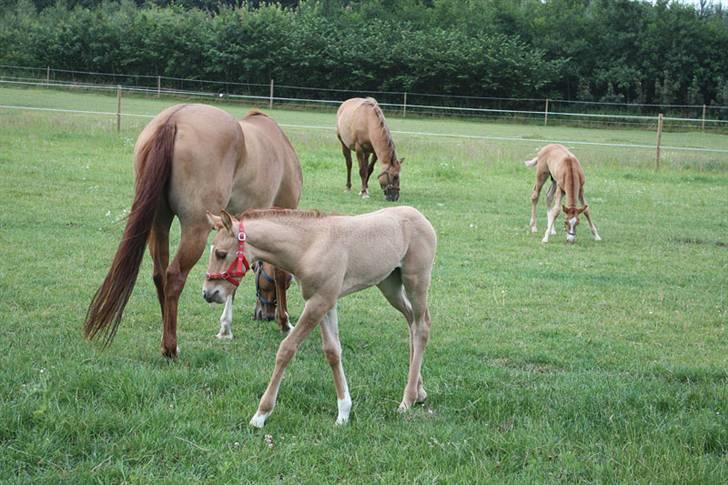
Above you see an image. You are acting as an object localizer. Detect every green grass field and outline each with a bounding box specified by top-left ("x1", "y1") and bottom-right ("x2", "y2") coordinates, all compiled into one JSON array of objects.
[{"x1": 1, "y1": 87, "x2": 727, "y2": 482}]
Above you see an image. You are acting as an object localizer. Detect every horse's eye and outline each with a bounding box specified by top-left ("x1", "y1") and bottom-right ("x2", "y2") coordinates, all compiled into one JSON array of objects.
[{"x1": 215, "y1": 249, "x2": 227, "y2": 260}]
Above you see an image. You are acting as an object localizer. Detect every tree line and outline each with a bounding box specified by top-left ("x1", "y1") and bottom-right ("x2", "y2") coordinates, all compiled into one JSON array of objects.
[{"x1": 2, "y1": 0, "x2": 728, "y2": 107}]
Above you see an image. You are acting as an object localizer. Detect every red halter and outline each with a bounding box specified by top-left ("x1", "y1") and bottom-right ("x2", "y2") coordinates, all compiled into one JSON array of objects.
[{"x1": 206, "y1": 221, "x2": 250, "y2": 287}]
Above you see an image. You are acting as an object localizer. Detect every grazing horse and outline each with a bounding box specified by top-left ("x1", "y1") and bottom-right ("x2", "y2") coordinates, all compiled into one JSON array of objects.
[
  {"x1": 253, "y1": 261, "x2": 293, "y2": 322},
  {"x1": 84, "y1": 104, "x2": 302, "y2": 357},
  {"x1": 203, "y1": 206, "x2": 437, "y2": 427},
  {"x1": 525, "y1": 144, "x2": 601, "y2": 243},
  {"x1": 336, "y1": 97, "x2": 403, "y2": 201}
]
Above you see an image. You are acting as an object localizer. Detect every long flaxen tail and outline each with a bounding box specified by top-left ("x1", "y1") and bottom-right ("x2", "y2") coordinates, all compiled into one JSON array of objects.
[
  {"x1": 524, "y1": 157, "x2": 538, "y2": 168},
  {"x1": 83, "y1": 120, "x2": 177, "y2": 347}
]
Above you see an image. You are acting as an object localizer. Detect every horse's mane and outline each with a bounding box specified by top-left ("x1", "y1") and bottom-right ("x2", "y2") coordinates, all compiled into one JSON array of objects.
[
  {"x1": 238, "y1": 207, "x2": 330, "y2": 220},
  {"x1": 363, "y1": 98, "x2": 397, "y2": 164},
  {"x1": 243, "y1": 109, "x2": 270, "y2": 120}
]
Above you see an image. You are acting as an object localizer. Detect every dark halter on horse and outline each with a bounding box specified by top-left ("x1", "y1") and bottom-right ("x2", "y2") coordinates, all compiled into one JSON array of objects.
[
  {"x1": 254, "y1": 261, "x2": 293, "y2": 307},
  {"x1": 206, "y1": 222, "x2": 250, "y2": 287}
]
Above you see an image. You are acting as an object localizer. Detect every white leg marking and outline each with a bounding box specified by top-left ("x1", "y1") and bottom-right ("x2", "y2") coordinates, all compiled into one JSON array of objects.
[
  {"x1": 216, "y1": 295, "x2": 234, "y2": 340},
  {"x1": 336, "y1": 391, "x2": 352, "y2": 425},
  {"x1": 249, "y1": 410, "x2": 271, "y2": 428}
]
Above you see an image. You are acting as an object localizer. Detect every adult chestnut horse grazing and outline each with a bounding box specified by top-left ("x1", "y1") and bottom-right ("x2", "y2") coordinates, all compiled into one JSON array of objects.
[
  {"x1": 336, "y1": 97, "x2": 403, "y2": 201},
  {"x1": 84, "y1": 104, "x2": 302, "y2": 358},
  {"x1": 525, "y1": 144, "x2": 601, "y2": 243},
  {"x1": 204, "y1": 206, "x2": 437, "y2": 427}
]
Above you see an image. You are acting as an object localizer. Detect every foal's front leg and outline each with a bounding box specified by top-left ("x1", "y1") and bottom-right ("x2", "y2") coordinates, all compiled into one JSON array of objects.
[
  {"x1": 250, "y1": 296, "x2": 333, "y2": 428},
  {"x1": 319, "y1": 306, "x2": 352, "y2": 425},
  {"x1": 216, "y1": 294, "x2": 234, "y2": 340}
]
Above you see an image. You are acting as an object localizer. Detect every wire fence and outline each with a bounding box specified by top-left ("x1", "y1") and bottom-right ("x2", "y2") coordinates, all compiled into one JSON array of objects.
[
  {"x1": 2, "y1": 64, "x2": 728, "y2": 133},
  {"x1": 1, "y1": 72, "x2": 727, "y2": 172}
]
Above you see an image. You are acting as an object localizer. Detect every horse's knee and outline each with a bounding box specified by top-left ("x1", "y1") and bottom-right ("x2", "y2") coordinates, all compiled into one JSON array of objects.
[
  {"x1": 323, "y1": 345, "x2": 341, "y2": 367},
  {"x1": 530, "y1": 191, "x2": 540, "y2": 202},
  {"x1": 276, "y1": 341, "x2": 297, "y2": 366}
]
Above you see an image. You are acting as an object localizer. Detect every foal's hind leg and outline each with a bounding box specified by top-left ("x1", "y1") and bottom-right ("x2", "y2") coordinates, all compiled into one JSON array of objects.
[
  {"x1": 161, "y1": 222, "x2": 209, "y2": 358},
  {"x1": 530, "y1": 170, "x2": 550, "y2": 233},
  {"x1": 377, "y1": 271, "x2": 427, "y2": 404},
  {"x1": 400, "y1": 270, "x2": 433, "y2": 410},
  {"x1": 543, "y1": 189, "x2": 563, "y2": 243}
]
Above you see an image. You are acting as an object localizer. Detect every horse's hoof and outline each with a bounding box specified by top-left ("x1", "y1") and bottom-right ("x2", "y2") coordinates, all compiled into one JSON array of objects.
[
  {"x1": 216, "y1": 332, "x2": 233, "y2": 340},
  {"x1": 541, "y1": 237, "x2": 549, "y2": 243},
  {"x1": 361, "y1": 193, "x2": 370, "y2": 199},
  {"x1": 594, "y1": 235, "x2": 602, "y2": 241},
  {"x1": 161, "y1": 345, "x2": 179, "y2": 359},
  {"x1": 249, "y1": 411, "x2": 270, "y2": 428},
  {"x1": 530, "y1": 227, "x2": 538, "y2": 233}
]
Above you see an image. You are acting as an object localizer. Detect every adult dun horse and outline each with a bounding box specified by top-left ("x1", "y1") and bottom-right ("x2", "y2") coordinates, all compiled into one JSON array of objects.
[
  {"x1": 84, "y1": 104, "x2": 302, "y2": 357},
  {"x1": 525, "y1": 144, "x2": 601, "y2": 243},
  {"x1": 336, "y1": 97, "x2": 403, "y2": 201},
  {"x1": 203, "y1": 206, "x2": 437, "y2": 427}
]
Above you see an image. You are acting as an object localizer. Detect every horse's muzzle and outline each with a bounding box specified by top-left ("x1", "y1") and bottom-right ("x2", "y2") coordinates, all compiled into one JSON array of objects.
[
  {"x1": 203, "y1": 288, "x2": 225, "y2": 304},
  {"x1": 385, "y1": 190, "x2": 400, "y2": 202}
]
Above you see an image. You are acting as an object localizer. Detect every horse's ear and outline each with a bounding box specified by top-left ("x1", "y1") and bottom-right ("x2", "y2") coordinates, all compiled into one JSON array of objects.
[
  {"x1": 206, "y1": 211, "x2": 224, "y2": 231},
  {"x1": 562, "y1": 204, "x2": 568, "y2": 214},
  {"x1": 579, "y1": 205, "x2": 588, "y2": 214},
  {"x1": 399, "y1": 158, "x2": 405, "y2": 165},
  {"x1": 220, "y1": 210, "x2": 235, "y2": 233}
]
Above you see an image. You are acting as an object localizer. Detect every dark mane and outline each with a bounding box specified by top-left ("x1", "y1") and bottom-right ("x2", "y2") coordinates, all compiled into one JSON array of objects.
[
  {"x1": 363, "y1": 98, "x2": 397, "y2": 164},
  {"x1": 238, "y1": 207, "x2": 330, "y2": 220}
]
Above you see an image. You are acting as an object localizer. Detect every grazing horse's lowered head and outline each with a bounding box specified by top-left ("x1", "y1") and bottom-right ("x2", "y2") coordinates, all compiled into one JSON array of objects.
[
  {"x1": 253, "y1": 261, "x2": 292, "y2": 321},
  {"x1": 378, "y1": 158, "x2": 403, "y2": 201}
]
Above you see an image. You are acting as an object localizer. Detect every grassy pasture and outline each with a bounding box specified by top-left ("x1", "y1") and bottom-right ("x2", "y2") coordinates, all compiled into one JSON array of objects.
[{"x1": 0, "y1": 87, "x2": 727, "y2": 482}]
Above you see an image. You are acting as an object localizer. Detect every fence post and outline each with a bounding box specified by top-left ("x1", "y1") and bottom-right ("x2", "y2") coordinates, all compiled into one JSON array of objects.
[
  {"x1": 46, "y1": 66, "x2": 50, "y2": 86},
  {"x1": 544, "y1": 98, "x2": 550, "y2": 126},
  {"x1": 402, "y1": 92, "x2": 408, "y2": 118},
  {"x1": 116, "y1": 85, "x2": 122, "y2": 134},
  {"x1": 269, "y1": 79, "x2": 274, "y2": 110},
  {"x1": 157, "y1": 76, "x2": 161, "y2": 98},
  {"x1": 701, "y1": 104, "x2": 706, "y2": 132},
  {"x1": 655, "y1": 113, "x2": 664, "y2": 171}
]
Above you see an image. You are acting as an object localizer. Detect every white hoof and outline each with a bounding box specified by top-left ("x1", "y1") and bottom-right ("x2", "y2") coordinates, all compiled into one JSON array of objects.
[
  {"x1": 361, "y1": 193, "x2": 370, "y2": 199},
  {"x1": 594, "y1": 234, "x2": 602, "y2": 241},
  {"x1": 550, "y1": 227, "x2": 557, "y2": 235},
  {"x1": 335, "y1": 396, "x2": 352, "y2": 425},
  {"x1": 531, "y1": 226, "x2": 538, "y2": 233},
  {"x1": 216, "y1": 332, "x2": 233, "y2": 340},
  {"x1": 249, "y1": 411, "x2": 270, "y2": 429}
]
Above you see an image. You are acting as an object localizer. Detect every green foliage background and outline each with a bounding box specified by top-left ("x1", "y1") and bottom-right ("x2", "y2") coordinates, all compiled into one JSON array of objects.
[{"x1": 2, "y1": 0, "x2": 728, "y2": 106}]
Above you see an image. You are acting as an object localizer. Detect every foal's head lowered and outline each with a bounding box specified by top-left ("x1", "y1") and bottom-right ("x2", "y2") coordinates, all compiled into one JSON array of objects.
[{"x1": 562, "y1": 205, "x2": 588, "y2": 243}]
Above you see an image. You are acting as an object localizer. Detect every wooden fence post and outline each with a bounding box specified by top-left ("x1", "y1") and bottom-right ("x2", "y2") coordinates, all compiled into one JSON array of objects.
[
  {"x1": 157, "y1": 76, "x2": 161, "y2": 98},
  {"x1": 46, "y1": 66, "x2": 50, "y2": 86},
  {"x1": 402, "y1": 92, "x2": 408, "y2": 118},
  {"x1": 701, "y1": 104, "x2": 706, "y2": 132},
  {"x1": 544, "y1": 98, "x2": 550, "y2": 126},
  {"x1": 269, "y1": 79, "x2": 274, "y2": 110},
  {"x1": 116, "y1": 85, "x2": 122, "y2": 134},
  {"x1": 655, "y1": 113, "x2": 664, "y2": 171}
]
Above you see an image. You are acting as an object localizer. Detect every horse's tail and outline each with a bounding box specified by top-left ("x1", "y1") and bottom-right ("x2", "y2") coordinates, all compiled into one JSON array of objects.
[
  {"x1": 83, "y1": 120, "x2": 177, "y2": 347},
  {"x1": 524, "y1": 157, "x2": 538, "y2": 168}
]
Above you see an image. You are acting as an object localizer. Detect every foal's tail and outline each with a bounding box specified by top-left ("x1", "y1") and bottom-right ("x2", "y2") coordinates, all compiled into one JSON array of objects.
[
  {"x1": 83, "y1": 120, "x2": 177, "y2": 347},
  {"x1": 524, "y1": 157, "x2": 538, "y2": 168}
]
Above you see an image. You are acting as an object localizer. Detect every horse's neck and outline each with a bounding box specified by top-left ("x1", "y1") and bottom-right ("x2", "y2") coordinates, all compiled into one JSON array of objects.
[
  {"x1": 559, "y1": 160, "x2": 580, "y2": 208},
  {"x1": 369, "y1": 112, "x2": 396, "y2": 165},
  {"x1": 245, "y1": 218, "x2": 312, "y2": 273}
]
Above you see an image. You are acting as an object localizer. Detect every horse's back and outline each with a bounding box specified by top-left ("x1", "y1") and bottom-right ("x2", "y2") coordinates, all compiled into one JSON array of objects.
[
  {"x1": 538, "y1": 144, "x2": 585, "y2": 183},
  {"x1": 336, "y1": 97, "x2": 377, "y2": 148},
  {"x1": 229, "y1": 111, "x2": 302, "y2": 212},
  {"x1": 135, "y1": 104, "x2": 244, "y2": 223}
]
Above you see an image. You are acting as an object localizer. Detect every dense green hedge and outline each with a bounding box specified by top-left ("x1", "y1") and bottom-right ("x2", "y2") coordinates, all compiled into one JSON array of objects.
[{"x1": 2, "y1": 0, "x2": 727, "y2": 106}]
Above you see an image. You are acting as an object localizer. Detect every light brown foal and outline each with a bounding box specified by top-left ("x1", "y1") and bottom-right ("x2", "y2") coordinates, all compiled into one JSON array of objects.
[
  {"x1": 525, "y1": 144, "x2": 601, "y2": 243},
  {"x1": 203, "y1": 206, "x2": 437, "y2": 427}
]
